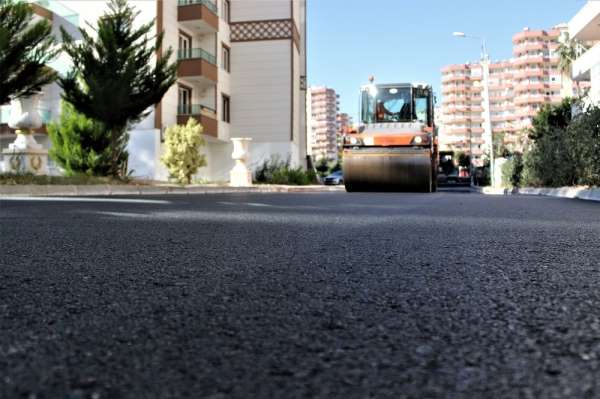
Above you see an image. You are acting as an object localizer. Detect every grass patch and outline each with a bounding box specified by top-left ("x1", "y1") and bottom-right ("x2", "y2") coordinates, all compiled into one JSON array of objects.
[{"x1": 0, "y1": 173, "x2": 133, "y2": 185}]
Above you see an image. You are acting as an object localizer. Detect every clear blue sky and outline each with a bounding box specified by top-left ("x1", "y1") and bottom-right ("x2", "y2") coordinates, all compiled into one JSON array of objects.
[{"x1": 307, "y1": 0, "x2": 587, "y2": 121}]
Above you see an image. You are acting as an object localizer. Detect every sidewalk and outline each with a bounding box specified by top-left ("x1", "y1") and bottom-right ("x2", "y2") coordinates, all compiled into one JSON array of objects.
[
  {"x1": 471, "y1": 185, "x2": 600, "y2": 203},
  {"x1": 0, "y1": 184, "x2": 345, "y2": 197}
]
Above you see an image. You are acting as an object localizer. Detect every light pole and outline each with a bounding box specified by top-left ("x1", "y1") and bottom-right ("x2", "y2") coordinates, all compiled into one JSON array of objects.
[{"x1": 452, "y1": 32, "x2": 494, "y2": 187}]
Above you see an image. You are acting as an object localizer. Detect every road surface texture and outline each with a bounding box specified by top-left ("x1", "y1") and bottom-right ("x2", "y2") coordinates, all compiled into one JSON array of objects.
[{"x1": 1, "y1": 191, "x2": 600, "y2": 399}]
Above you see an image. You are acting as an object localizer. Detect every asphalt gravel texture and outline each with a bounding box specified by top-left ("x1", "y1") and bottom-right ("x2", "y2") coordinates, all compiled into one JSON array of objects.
[{"x1": 1, "y1": 191, "x2": 600, "y2": 399}]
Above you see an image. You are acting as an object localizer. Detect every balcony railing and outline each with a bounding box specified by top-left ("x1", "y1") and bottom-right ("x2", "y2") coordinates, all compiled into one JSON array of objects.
[
  {"x1": 177, "y1": 0, "x2": 218, "y2": 14},
  {"x1": 29, "y1": 0, "x2": 79, "y2": 25},
  {"x1": 177, "y1": 48, "x2": 217, "y2": 65},
  {"x1": 177, "y1": 104, "x2": 216, "y2": 116}
]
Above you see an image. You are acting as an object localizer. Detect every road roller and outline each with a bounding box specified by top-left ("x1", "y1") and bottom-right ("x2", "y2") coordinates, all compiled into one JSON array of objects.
[{"x1": 343, "y1": 80, "x2": 438, "y2": 192}]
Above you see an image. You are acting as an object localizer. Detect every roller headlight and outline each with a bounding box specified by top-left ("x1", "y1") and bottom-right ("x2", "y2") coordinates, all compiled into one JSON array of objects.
[
  {"x1": 413, "y1": 136, "x2": 423, "y2": 144},
  {"x1": 345, "y1": 136, "x2": 363, "y2": 146}
]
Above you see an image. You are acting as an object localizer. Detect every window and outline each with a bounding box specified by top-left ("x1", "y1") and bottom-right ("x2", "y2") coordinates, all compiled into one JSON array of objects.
[
  {"x1": 222, "y1": 0, "x2": 230, "y2": 22},
  {"x1": 221, "y1": 44, "x2": 230, "y2": 72},
  {"x1": 178, "y1": 32, "x2": 191, "y2": 58},
  {"x1": 222, "y1": 94, "x2": 230, "y2": 123},
  {"x1": 178, "y1": 86, "x2": 192, "y2": 114}
]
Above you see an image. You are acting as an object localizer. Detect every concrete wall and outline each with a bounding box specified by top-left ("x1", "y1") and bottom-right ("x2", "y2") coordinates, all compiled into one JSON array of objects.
[
  {"x1": 230, "y1": 40, "x2": 292, "y2": 143},
  {"x1": 230, "y1": 0, "x2": 290, "y2": 22}
]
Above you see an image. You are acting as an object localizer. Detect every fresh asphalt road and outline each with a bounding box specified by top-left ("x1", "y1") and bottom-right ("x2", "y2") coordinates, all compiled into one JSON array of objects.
[{"x1": 1, "y1": 191, "x2": 600, "y2": 399}]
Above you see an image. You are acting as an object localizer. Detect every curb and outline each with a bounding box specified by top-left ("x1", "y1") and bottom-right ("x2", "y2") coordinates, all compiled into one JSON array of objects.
[
  {"x1": 471, "y1": 185, "x2": 600, "y2": 202},
  {"x1": 0, "y1": 184, "x2": 345, "y2": 197}
]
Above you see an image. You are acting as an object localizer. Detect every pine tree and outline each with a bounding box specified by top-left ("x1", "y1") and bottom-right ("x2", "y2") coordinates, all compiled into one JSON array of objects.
[
  {"x1": 0, "y1": 0, "x2": 58, "y2": 105},
  {"x1": 59, "y1": 0, "x2": 177, "y2": 176},
  {"x1": 48, "y1": 101, "x2": 118, "y2": 176}
]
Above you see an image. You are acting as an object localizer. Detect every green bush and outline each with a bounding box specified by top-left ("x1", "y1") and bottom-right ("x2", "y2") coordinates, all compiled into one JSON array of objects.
[
  {"x1": 521, "y1": 99, "x2": 577, "y2": 187},
  {"x1": 501, "y1": 153, "x2": 523, "y2": 189},
  {"x1": 254, "y1": 157, "x2": 318, "y2": 185},
  {"x1": 314, "y1": 158, "x2": 329, "y2": 177},
  {"x1": 48, "y1": 101, "x2": 120, "y2": 176},
  {"x1": 567, "y1": 105, "x2": 600, "y2": 186},
  {"x1": 161, "y1": 118, "x2": 207, "y2": 185}
]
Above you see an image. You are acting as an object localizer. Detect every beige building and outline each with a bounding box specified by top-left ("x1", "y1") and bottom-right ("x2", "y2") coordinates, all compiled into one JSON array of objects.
[
  {"x1": 307, "y1": 86, "x2": 339, "y2": 162},
  {"x1": 28, "y1": 0, "x2": 307, "y2": 182},
  {"x1": 441, "y1": 25, "x2": 572, "y2": 164}
]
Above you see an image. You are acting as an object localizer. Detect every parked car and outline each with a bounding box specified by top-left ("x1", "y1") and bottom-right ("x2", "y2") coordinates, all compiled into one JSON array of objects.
[{"x1": 323, "y1": 170, "x2": 344, "y2": 185}]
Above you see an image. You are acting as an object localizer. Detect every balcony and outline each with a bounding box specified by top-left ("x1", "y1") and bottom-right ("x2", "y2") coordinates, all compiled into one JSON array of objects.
[
  {"x1": 178, "y1": 0, "x2": 218, "y2": 34},
  {"x1": 176, "y1": 104, "x2": 218, "y2": 138},
  {"x1": 177, "y1": 48, "x2": 218, "y2": 87}
]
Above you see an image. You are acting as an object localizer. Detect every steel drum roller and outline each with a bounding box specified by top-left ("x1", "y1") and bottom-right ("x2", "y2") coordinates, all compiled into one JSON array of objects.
[{"x1": 343, "y1": 148, "x2": 432, "y2": 192}]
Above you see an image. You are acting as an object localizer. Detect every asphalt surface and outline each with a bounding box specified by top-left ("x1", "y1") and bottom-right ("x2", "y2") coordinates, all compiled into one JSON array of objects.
[{"x1": 1, "y1": 191, "x2": 600, "y2": 399}]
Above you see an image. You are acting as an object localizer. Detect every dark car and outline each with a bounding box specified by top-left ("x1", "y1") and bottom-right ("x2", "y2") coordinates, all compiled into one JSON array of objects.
[{"x1": 323, "y1": 170, "x2": 344, "y2": 185}]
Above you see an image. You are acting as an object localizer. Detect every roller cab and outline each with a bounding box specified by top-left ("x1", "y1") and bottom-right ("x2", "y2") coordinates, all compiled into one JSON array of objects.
[{"x1": 343, "y1": 82, "x2": 438, "y2": 192}]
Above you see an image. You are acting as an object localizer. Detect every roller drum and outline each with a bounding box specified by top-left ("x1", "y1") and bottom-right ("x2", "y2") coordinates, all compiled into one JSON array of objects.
[{"x1": 343, "y1": 147, "x2": 432, "y2": 192}]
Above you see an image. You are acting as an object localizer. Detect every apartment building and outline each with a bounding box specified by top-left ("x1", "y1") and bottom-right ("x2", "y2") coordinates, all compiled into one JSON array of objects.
[
  {"x1": 441, "y1": 25, "x2": 569, "y2": 165},
  {"x1": 570, "y1": 1, "x2": 600, "y2": 106},
  {"x1": 0, "y1": 0, "x2": 80, "y2": 173},
  {"x1": 307, "y1": 86, "x2": 339, "y2": 162},
  {"x1": 47, "y1": 0, "x2": 307, "y2": 181}
]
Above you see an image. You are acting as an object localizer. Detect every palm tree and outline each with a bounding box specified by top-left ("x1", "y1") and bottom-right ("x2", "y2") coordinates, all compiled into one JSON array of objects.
[
  {"x1": 557, "y1": 32, "x2": 587, "y2": 98},
  {"x1": 0, "y1": 0, "x2": 58, "y2": 105}
]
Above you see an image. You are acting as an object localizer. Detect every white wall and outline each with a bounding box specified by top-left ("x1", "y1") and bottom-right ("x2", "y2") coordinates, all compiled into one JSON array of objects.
[
  {"x1": 230, "y1": 40, "x2": 291, "y2": 142},
  {"x1": 217, "y1": 2, "x2": 231, "y2": 142},
  {"x1": 230, "y1": 0, "x2": 290, "y2": 22}
]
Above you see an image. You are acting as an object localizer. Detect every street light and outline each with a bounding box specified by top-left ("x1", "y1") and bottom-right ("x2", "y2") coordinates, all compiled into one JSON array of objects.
[{"x1": 452, "y1": 31, "x2": 495, "y2": 187}]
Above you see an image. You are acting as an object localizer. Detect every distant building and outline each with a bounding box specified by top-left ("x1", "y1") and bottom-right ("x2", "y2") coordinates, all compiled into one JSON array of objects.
[
  {"x1": 440, "y1": 25, "x2": 574, "y2": 165},
  {"x1": 570, "y1": 1, "x2": 600, "y2": 106},
  {"x1": 307, "y1": 86, "x2": 339, "y2": 162}
]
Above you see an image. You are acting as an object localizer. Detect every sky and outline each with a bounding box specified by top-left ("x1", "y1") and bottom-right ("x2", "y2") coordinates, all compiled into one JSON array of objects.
[{"x1": 307, "y1": 0, "x2": 588, "y2": 122}]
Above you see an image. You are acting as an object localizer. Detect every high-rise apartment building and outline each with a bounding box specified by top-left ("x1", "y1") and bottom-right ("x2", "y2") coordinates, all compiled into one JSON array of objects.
[
  {"x1": 39, "y1": 0, "x2": 307, "y2": 181},
  {"x1": 307, "y1": 86, "x2": 339, "y2": 162},
  {"x1": 441, "y1": 25, "x2": 571, "y2": 165}
]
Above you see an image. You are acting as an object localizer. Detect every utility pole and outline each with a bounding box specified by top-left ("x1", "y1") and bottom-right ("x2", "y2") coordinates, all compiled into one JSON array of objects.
[{"x1": 452, "y1": 32, "x2": 494, "y2": 187}]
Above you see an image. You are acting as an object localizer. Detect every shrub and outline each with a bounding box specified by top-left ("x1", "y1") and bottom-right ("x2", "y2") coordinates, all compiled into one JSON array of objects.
[
  {"x1": 315, "y1": 158, "x2": 329, "y2": 177},
  {"x1": 567, "y1": 105, "x2": 600, "y2": 186},
  {"x1": 254, "y1": 156, "x2": 318, "y2": 185},
  {"x1": 161, "y1": 118, "x2": 206, "y2": 185},
  {"x1": 501, "y1": 153, "x2": 523, "y2": 189},
  {"x1": 521, "y1": 100, "x2": 577, "y2": 187},
  {"x1": 48, "y1": 101, "x2": 118, "y2": 176}
]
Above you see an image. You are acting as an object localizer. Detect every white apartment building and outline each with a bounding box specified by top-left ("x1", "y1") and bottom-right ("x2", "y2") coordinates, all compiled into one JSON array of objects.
[
  {"x1": 307, "y1": 86, "x2": 339, "y2": 162},
  {"x1": 5, "y1": 0, "x2": 308, "y2": 181},
  {"x1": 570, "y1": 1, "x2": 600, "y2": 106}
]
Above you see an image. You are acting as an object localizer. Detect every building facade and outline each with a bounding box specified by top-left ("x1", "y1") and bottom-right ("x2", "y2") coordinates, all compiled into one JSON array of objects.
[
  {"x1": 440, "y1": 25, "x2": 571, "y2": 165},
  {"x1": 19, "y1": 0, "x2": 307, "y2": 182},
  {"x1": 570, "y1": 1, "x2": 600, "y2": 106},
  {"x1": 307, "y1": 86, "x2": 339, "y2": 162},
  {"x1": 0, "y1": 0, "x2": 80, "y2": 173}
]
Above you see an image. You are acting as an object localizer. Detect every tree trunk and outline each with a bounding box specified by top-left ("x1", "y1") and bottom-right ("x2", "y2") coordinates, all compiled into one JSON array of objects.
[{"x1": 110, "y1": 127, "x2": 118, "y2": 177}]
